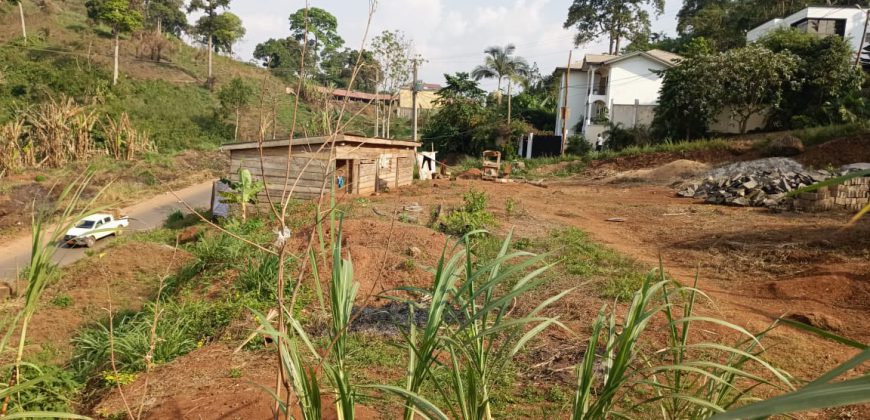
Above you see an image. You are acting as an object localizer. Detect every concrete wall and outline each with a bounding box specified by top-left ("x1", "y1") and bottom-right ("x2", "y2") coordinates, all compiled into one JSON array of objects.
[
  {"x1": 709, "y1": 108, "x2": 768, "y2": 134},
  {"x1": 607, "y1": 56, "x2": 668, "y2": 106},
  {"x1": 555, "y1": 69, "x2": 591, "y2": 137},
  {"x1": 398, "y1": 89, "x2": 439, "y2": 110},
  {"x1": 611, "y1": 104, "x2": 657, "y2": 127},
  {"x1": 747, "y1": 7, "x2": 866, "y2": 54}
]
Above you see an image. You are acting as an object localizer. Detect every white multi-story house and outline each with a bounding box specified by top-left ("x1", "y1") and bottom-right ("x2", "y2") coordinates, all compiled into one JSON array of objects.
[
  {"x1": 747, "y1": 6, "x2": 869, "y2": 64},
  {"x1": 554, "y1": 49, "x2": 682, "y2": 142}
]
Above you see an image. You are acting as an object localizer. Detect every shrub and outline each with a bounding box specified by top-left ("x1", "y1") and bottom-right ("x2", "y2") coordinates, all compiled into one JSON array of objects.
[
  {"x1": 604, "y1": 123, "x2": 655, "y2": 151},
  {"x1": 50, "y1": 293, "x2": 73, "y2": 308},
  {"x1": 440, "y1": 190, "x2": 496, "y2": 236},
  {"x1": 566, "y1": 134, "x2": 592, "y2": 155}
]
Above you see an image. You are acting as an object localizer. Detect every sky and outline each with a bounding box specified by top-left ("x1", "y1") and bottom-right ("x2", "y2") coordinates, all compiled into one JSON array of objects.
[{"x1": 220, "y1": 0, "x2": 683, "y2": 91}]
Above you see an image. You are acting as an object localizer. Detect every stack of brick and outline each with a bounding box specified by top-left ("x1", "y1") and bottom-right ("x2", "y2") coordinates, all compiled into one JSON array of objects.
[{"x1": 794, "y1": 176, "x2": 870, "y2": 212}]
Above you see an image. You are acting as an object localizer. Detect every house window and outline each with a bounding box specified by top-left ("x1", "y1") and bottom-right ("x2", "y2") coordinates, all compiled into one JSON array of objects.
[{"x1": 792, "y1": 18, "x2": 846, "y2": 38}]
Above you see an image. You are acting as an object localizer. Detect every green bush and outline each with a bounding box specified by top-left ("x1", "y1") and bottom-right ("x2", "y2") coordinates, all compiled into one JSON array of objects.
[
  {"x1": 566, "y1": 134, "x2": 592, "y2": 155},
  {"x1": 604, "y1": 123, "x2": 655, "y2": 151},
  {"x1": 50, "y1": 293, "x2": 73, "y2": 308},
  {"x1": 71, "y1": 299, "x2": 242, "y2": 379},
  {"x1": 1, "y1": 364, "x2": 81, "y2": 413},
  {"x1": 440, "y1": 190, "x2": 496, "y2": 236}
]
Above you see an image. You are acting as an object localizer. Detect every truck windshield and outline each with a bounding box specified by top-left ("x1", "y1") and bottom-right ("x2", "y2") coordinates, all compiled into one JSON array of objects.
[{"x1": 76, "y1": 220, "x2": 96, "y2": 229}]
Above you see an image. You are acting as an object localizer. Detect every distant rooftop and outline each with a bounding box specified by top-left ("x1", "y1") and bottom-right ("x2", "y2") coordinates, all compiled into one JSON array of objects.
[{"x1": 556, "y1": 49, "x2": 682, "y2": 71}]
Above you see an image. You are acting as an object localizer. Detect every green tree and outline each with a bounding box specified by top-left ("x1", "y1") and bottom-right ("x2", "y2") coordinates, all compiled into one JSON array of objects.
[
  {"x1": 654, "y1": 45, "x2": 800, "y2": 138},
  {"x1": 512, "y1": 72, "x2": 559, "y2": 131},
  {"x1": 188, "y1": 0, "x2": 231, "y2": 86},
  {"x1": 85, "y1": 0, "x2": 144, "y2": 86},
  {"x1": 218, "y1": 76, "x2": 255, "y2": 141},
  {"x1": 289, "y1": 7, "x2": 344, "y2": 68},
  {"x1": 564, "y1": 0, "x2": 665, "y2": 55},
  {"x1": 422, "y1": 72, "x2": 491, "y2": 155},
  {"x1": 146, "y1": 0, "x2": 187, "y2": 36},
  {"x1": 720, "y1": 45, "x2": 800, "y2": 134},
  {"x1": 253, "y1": 38, "x2": 316, "y2": 78},
  {"x1": 206, "y1": 12, "x2": 245, "y2": 54},
  {"x1": 371, "y1": 30, "x2": 414, "y2": 138},
  {"x1": 470, "y1": 44, "x2": 529, "y2": 105},
  {"x1": 320, "y1": 48, "x2": 382, "y2": 92},
  {"x1": 759, "y1": 28, "x2": 866, "y2": 128}
]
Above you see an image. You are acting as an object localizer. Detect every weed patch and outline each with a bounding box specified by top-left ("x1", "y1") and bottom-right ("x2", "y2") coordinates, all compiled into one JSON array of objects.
[
  {"x1": 440, "y1": 189, "x2": 496, "y2": 236},
  {"x1": 535, "y1": 228, "x2": 648, "y2": 300}
]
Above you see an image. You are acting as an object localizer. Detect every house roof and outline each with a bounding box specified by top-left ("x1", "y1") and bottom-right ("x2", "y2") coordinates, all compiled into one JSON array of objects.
[
  {"x1": 311, "y1": 86, "x2": 394, "y2": 102},
  {"x1": 401, "y1": 83, "x2": 443, "y2": 92},
  {"x1": 220, "y1": 133, "x2": 422, "y2": 151},
  {"x1": 555, "y1": 49, "x2": 681, "y2": 72},
  {"x1": 603, "y1": 49, "x2": 682, "y2": 67}
]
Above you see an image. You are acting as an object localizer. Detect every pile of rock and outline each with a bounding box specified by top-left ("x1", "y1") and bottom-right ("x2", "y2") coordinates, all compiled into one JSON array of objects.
[{"x1": 678, "y1": 158, "x2": 833, "y2": 208}]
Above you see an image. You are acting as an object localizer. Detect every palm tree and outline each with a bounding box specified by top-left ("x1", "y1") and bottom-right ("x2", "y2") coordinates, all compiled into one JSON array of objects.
[{"x1": 471, "y1": 44, "x2": 530, "y2": 105}]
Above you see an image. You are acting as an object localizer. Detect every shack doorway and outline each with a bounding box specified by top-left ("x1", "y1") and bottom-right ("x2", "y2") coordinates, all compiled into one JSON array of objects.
[{"x1": 335, "y1": 159, "x2": 353, "y2": 193}]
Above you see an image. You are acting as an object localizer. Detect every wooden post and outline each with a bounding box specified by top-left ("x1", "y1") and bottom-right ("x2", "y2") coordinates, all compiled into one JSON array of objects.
[
  {"x1": 560, "y1": 50, "x2": 573, "y2": 155},
  {"x1": 507, "y1": 80, "x2": 512, "y2": 125},
  {"x1": 412, "y1": 59, "x2": 419, "y2": 141},
  {"x1": 18, "y1": 1, "x2": 26, "y2": 44}
]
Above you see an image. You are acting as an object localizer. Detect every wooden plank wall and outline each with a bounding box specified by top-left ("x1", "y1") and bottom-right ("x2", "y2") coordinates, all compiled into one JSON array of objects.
[
  {"x1": 228, "y1": 144, "x2": 416, "y2": 201},
  {"x1": 335, "y1": 145, "x2": 416, "y2": 192},
  {"x1": 229, "y1": 146, "x2": 333, "y2": 201}
]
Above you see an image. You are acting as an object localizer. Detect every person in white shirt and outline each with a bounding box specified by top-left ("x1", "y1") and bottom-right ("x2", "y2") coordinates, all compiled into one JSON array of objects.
[{"x1": 595, "y1": 134, "x2": 604, "y2": 152}]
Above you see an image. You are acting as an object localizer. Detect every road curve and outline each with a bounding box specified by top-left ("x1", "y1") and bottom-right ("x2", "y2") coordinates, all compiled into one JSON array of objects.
[{"x1": 0, "y1": 181, "x2": 214, "y2": 282}]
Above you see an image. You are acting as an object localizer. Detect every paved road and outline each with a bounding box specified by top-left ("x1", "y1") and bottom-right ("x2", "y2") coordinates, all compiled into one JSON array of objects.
[{"x1": 0, "y1": 181, "x2": 213, "y2": 282}]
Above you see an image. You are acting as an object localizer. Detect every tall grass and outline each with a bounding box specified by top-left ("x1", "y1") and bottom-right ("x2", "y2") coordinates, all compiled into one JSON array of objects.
[
  {"x1": 571, "y1": 268, "x2": 792, "y2": 419},
  {"x1": 0, "y1": 174, "x2": 103, "y2": 418}
]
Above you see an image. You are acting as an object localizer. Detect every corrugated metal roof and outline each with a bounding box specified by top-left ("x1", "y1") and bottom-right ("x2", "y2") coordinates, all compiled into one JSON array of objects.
[{"x1": 312, "y1": 86, "x2": 394, "y2": 102}]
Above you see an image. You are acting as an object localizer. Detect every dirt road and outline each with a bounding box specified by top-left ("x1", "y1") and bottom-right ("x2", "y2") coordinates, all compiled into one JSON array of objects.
[{"x1": 0, "y1": 181, "x2": 213, "y2": 282}]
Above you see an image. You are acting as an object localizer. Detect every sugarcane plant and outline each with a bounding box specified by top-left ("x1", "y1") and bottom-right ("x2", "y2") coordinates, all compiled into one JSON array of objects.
[{"x1": 0, "y1": 172, "x2": 107, "y2": 418}]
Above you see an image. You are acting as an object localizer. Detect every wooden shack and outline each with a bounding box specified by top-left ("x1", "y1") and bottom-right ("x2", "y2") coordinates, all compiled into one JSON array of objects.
[{"x1": 221, "y1": 134, "x2": 421, "y2": 201}]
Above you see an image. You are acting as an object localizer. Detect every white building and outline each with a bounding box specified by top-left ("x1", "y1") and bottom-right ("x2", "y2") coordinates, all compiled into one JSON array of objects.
[
  {"x1": 747, "y1": 6, "x2": 869, "y2": 63},
  {"x1": 554, "y1": 49, "x2": 682, "y2": 142}
]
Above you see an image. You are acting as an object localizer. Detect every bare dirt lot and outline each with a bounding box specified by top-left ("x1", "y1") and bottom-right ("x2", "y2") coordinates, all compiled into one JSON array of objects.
[{"x1": 24, "y1": 141, "x2": 870, "y2": 418}]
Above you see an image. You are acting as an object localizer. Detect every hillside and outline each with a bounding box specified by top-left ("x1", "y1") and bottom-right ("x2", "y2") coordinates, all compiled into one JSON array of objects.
[
  {"x1": 0, "y1": 0, "x2": 405, "y2": 238},
  {"x1": 0, "y1": 0, "x2": 390, "y2": 150}
]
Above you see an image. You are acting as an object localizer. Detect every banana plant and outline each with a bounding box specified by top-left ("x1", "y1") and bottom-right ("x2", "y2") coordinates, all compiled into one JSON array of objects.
[{"x1": 220, "y1": 168, "x2": 265, "y2": 221}]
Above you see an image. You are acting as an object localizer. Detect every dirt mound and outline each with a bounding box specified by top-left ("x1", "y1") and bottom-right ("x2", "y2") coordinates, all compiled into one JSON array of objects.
[
  {"x1": 765, "y1": 135, "x2": 805, "y2": 157},
  {"x1": 608, "y1": 159, "x2": 711, "y2": 184},
  {"x1": 287, "y1": 218, "x2": 452, "y2": 302},
  {"x1": 798, "y1": 135, "x2": 870, "y2": 168},
  {"x1": 94, "y1": 343, "x2": 383, "y2": 419},
  {"x1": 458, "y1": 168, "x2": 483, "y2": 179},
  {"x1": 588, "y1": 141, "x2": 757, "y2": 174},
  {"x1": 20, "y1": 242, "x2": 191, "y2": 364}
]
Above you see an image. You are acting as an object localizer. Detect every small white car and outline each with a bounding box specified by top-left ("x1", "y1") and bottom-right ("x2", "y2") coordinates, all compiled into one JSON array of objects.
[{"x1": 64, "y1": 213, "x2": 129, "y2": 247}]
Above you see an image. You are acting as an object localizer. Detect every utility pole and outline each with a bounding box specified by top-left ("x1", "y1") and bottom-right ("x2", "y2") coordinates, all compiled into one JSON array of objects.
[
  {"x1": 374, "y1": 73, "x2": 380, "y2": 137},
  {"x1": 560, "y1": 50, "x2": 573, "y2": 155},
  {"x1": 412, "y1": 57, "x2": 420, "y2": 141},
  {"x1": 856, "y1": 6, "x2": 870, "y2": 68},
  {"x1": 507, "y1": 80, "x2": 512, "y2": 125}
]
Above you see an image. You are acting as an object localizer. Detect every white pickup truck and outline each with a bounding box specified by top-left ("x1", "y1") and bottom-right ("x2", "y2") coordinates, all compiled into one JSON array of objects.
[{"x1": 64, "y1": 212, "x2": 129, "y2": 247}]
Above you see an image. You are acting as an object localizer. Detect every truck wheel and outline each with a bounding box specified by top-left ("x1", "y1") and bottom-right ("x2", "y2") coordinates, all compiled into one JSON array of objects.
[{"x1": 85, "y1": 236, "x2": 96, "y2": 248}]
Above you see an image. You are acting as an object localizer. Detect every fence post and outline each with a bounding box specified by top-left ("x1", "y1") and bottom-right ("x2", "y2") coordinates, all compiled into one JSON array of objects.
[
  {"x1": 527, "y1": 133, "x2": 534, "y2": 159},
  {"x1": 633, "y1": 99, "x2": 639, "y2": 127}
]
